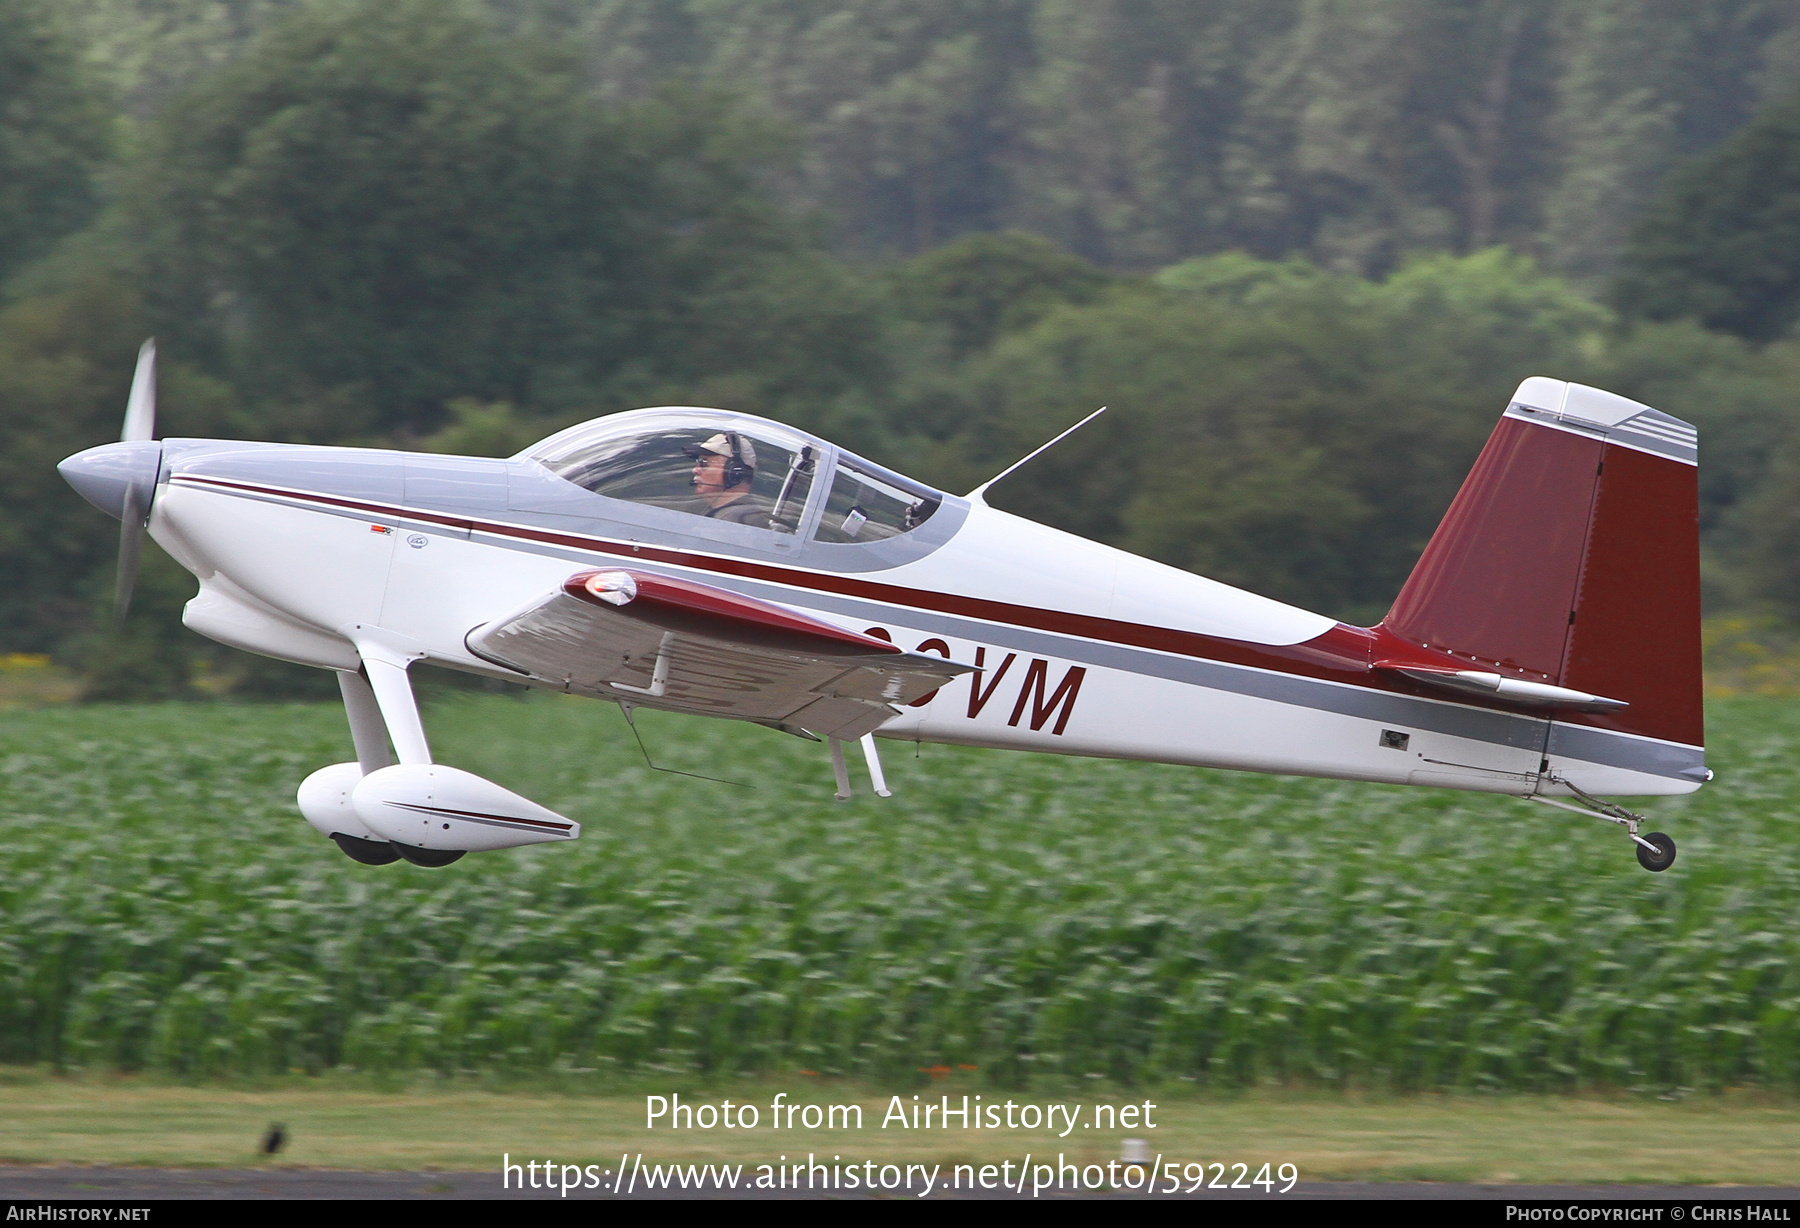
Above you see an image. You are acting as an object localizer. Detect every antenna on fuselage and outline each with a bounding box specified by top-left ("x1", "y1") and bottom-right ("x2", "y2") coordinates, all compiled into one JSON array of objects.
[{"x1": 965, "y1": 405, "x2": 1107, "y2": 503}]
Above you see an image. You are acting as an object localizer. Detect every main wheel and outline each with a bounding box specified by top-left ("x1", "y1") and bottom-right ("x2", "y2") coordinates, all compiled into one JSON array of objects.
[
  {"x1": 330, "y1": 833, "x2": 401, "y2": 865},
  {"x1": 392, "y1": 842, "x2": 467, "y2": 868},
  {"x1": 1636, "y1": 831, "x2": 1677, "y2": 872}
]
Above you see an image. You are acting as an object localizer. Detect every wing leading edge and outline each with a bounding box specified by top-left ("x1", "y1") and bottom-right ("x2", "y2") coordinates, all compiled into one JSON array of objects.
[{"x1": 466, "y1": 569, "x2": 972, "y2": 741}]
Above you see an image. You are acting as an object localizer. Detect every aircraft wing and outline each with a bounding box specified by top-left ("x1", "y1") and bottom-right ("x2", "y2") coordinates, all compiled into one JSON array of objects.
[{"x1": 465, "y1": 568, "x2": 972, "y2": 741}]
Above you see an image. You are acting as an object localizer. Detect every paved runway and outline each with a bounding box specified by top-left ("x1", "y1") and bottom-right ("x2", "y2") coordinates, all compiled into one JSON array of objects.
[{"x1": 3, "y1": 1167, "x2": 1799, "y2": 1200}]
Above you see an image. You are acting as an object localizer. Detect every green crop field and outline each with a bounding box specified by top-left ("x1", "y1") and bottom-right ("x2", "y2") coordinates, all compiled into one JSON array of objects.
[{"x1": 1, "y1": 692, "x2": 1793, "y2": 1092}]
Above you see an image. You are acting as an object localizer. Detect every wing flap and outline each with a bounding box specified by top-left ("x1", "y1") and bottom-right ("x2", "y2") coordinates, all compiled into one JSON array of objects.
[{"x1": 466, "y1": 568, "x2": 970, "y2": 736}]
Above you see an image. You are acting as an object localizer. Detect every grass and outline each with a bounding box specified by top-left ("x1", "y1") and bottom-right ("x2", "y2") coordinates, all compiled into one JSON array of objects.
[
  {"x1": 0, "y1": 692, "x2": 1796, "y2": 1092},
  {"x1": 2, "y1": 1073, "x2": 1799, "y2": 1184}
]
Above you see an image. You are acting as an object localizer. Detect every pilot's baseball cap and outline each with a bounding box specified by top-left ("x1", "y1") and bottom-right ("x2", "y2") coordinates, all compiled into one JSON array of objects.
[{"x1": 685, "y1": 432, "x2": 756, "y2": 469}]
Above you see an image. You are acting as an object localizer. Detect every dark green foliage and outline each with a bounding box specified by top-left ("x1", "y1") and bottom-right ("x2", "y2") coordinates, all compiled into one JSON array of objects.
[
  {"x1": 1746, "y1": 453, "x2": 1800, "y2": 615},
  {"x1": 566, "y1": 0, "x2": 1800, "y2": 278},
  {"x1": 50, "y1": 1, "x2": 1800, "y2": 277},
  {"x1": 18, "y1": 1, "x2": 1800, "y2": 681},
  {"x1": 67, "y1": 550, "x2": 214, "y2": 702},
  {"x1": 417, "y1": 399, "x2": 550, "y2": 459},
  {"x1": 132, "y1": 0, "x2": 612, "y2": 431},
  {"x1": 890, "y1": 231, "x2": 1114, "y2": 358},
  {"x1": 648, "y1": 246, "x2": 891, "y2": 430},
  {"x1": 597, "y1": 0, "x2": 1037, "y2": 256},
  {"x1": 0, "y1": 694, "x2": 1784, "y2": 1090},
  {"x1": 0, "y1": 0, "x2": 112, "y2": 285},
  {"x1": 128, "y1": 0, "x2": 836, "y2": 436},
  {"x1": 927, "y1": 250, "x2": 1609, "y2": 624},
  {"x1": 0, "y1": 272, "x2": 239, "y2": 659},
  {"x1": 0, "y1": 279, "x2": 146, "y2": 655},
  {"x1": 1615, "y1": 88, "x2": 1800, "y2": 341},
  {"x1": 1578, "y1": 322, "x2": 1800, "y2": 612}
]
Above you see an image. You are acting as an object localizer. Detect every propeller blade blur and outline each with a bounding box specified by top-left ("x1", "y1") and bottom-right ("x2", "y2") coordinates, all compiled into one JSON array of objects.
[
  {"x1": 113, "y1": 338, "x2": 156, "y2": 624},
  {"x1": 113, "y1": 484, "x2": 145, "y2": 627},
  {"x1": 122, "y1": 339, "x2": 156, "y2": 443}
]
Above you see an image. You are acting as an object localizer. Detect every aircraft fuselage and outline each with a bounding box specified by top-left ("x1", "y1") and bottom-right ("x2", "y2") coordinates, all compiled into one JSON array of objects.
[{"x1": 138, "y1": 431, "x2": 1702, "y2": 801}]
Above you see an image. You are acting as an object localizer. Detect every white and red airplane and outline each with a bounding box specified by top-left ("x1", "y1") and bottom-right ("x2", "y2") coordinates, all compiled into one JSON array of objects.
[{"x1": 60, "y1": 342, "x2": 1704, "y2": 871}]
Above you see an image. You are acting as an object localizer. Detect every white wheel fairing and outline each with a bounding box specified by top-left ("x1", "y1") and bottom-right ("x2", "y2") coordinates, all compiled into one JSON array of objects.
[
  {"x1": 297, "y1": 762, "x2": 377, "y2": 840},
  {"x1": 352, "y1": 764, "x2": 580, "y2": 852}
]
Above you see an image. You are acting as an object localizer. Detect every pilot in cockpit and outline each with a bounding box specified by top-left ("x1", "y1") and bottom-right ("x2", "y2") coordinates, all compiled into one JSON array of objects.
[{"x1": 686, "y1": 431, "x2": 772, "y2": 527}]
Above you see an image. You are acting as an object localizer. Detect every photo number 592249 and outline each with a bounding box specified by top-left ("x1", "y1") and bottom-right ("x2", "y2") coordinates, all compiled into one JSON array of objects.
[{"x1": 1157, "y1": 1162, "x2": 1299, "y2": 1194}]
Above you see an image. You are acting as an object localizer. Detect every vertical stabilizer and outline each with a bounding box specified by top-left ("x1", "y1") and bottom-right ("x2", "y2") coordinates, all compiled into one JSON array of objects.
[{"x1": 1381, "y1": 378, "x2": 1702, "y2": 752}]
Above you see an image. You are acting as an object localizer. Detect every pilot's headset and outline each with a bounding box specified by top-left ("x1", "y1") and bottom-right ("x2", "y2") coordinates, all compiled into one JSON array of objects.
[{"x1": 721, "y1": 431, "x2": 754, "y2": 488}]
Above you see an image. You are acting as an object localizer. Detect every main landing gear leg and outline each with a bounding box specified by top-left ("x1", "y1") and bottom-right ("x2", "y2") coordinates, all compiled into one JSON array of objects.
[
  {"x1": 859, "y1": 734, "x2": 893, "y2": 798},
  {"x1": 1529, "y1": 779, "x2": 1677, "y2": 872},
  {"x1": 321, "y1": 669, "x2": 403, "y2": 864},
  {"x1": 350, "y1": 629, "x2": 432, "y2": 766},
  {"x1": 828, "y1": 737, "x2": 852, "y2": 801},
  {"x1": 336, "y1": 630, "x2": 461, "y2": 867},
  {"x1": 826, "y1": 735, "x2": 895, "y2": 800},
  {"x1": 336, "y1": 669, "x2": 394, "y2": 774}
]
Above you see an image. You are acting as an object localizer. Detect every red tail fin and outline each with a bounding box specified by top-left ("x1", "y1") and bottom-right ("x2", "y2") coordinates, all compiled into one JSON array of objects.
[{"x1": 1381, "y1": 378, "x2": 1701, "y2": 749}]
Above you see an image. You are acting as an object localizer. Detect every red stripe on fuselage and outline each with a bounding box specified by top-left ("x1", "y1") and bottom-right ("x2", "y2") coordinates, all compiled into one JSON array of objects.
[{"x1": 169, "y1": 473, "x2": 1682, "y2": 743}]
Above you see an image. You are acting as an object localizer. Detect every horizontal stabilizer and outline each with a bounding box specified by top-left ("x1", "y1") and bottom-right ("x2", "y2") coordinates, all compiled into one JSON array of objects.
[{"x1": 1375, "y1": 662, "x2": 1627, "y2": 712}]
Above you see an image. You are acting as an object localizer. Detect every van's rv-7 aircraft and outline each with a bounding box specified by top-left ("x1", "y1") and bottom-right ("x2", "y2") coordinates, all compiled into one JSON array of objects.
[{"x1": 59, "y1": 342, "x2": 1705, "y2": 872}]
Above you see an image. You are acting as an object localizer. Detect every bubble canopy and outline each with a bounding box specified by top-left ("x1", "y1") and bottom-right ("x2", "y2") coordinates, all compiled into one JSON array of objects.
[{"x1": 521, "y1": 407, "x2": 944, "y2": 544}]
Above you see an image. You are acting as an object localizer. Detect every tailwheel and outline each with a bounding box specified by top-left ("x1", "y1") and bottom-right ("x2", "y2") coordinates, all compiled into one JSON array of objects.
[
  {"x1": 392, "y1": 842, "x2": 466, "y2": 868},
  {"x1": 1530, "y1": 777, "x2": 1681, "y2": 872},
  {"x1": 1635, "y1": 831, "x2": 1677, "y2": 873},
  {"x1": 330, "y1": 832, "x2": 401, "y2": 865}
]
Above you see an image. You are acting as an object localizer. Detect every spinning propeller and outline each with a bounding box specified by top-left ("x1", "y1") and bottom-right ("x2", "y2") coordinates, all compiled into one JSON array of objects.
[
  {"x1": 114, "y1": 339, "x2": 157, "y2": 625},
  {"x1": 55, "y1": 339, "x2": 163, "y2": 628}
]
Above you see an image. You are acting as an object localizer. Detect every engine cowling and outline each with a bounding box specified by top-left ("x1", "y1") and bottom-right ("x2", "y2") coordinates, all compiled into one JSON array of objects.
[{"x1": 351, "y1": 764, "x2": 580, "y2": 851}]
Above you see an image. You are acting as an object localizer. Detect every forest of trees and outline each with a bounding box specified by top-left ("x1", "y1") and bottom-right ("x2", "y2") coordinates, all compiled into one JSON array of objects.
[
  {"x1": 53, "y1": 0, "x2": 1800, "y2": 280},
  {"x1": 10, "y1": 0, "x2": 1800, "y2": 696}
]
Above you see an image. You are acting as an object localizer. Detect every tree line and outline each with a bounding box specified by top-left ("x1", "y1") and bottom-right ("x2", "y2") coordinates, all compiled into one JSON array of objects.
[
  {"x1": 56, "y1": 0, "x2": 1800, "y2": 279},
  {"x1": 7, "y1": 0, "x2": 1800, "y2": 697}
]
